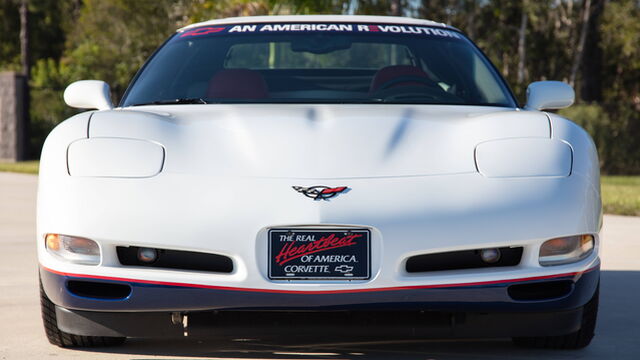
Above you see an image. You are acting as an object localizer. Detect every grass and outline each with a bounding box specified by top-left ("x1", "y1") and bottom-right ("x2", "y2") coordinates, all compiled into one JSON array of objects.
[
  {"x1": 0, "y1": 160, "x2": 39, "y2": 174},
  {"x1": 601, "y1": 176, "x2": 640, "y2": 216},
  {"x1": 1, "y1": 161, "x2": 638, "y2": 215}
]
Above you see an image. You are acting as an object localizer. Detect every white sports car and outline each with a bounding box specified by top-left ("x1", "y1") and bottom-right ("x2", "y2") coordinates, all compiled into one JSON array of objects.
[{"x1": 38, "y1": 15, "x2": 601, "y2": 349}]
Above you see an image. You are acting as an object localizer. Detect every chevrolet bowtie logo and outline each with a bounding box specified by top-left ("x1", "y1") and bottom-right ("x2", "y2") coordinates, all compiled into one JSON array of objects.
[{"x1": 334, "y1": 265, "x2": 354, "y2": 273}]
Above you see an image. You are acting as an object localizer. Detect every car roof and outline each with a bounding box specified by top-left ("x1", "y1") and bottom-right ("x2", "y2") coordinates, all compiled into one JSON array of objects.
[{"x1": 177, "y1": 15, "x2": 451, "y2": 32}]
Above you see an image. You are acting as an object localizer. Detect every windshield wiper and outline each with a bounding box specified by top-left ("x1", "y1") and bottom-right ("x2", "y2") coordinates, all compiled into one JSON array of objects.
[
  {"x1": 205, "y1": 98, "x2": 386, "y2": 104},
  {"x1": 131, "y1": 98, "x2": 209, "y2": 106}
]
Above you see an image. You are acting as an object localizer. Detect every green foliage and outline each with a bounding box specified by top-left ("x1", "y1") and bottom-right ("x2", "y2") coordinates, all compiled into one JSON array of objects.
[
  {"x1": 354, "y1": 0, "x2": 408, "y2": 15},
  {"x1": 29, "y1": 0, "x2": 76, "y2": 65},
  {"x1": 559, "y1": 104, "x2": 610, "y2": 167},
  {"x1": 0, "y1": 0, "x2": 75, "y2": 72},
  {"x1": 178, "y1": 0, "x2": 269, "y2": 22},
  {"x1": 63, "y1": 0, "x2": 177, "y2": 98},
  {"x1": 29, "y1": 58, "x2": 77, "y2": 155},
  {"x1": 579, "y1": 0, "x2": 640, "y2": 174},
  {"x1": 601, "y1": 176, "x2": 640, "y2": 216},
  {"x1": 601, "y1": 0, "x2": 640, "y2": 65},
  {"x1": 269, "y1": 0, "x2": 351, "y2": 14},
  {"x1": 599, "y1": 0, "x2": 640, "y2": 156},
  {"x1": 0, "y1": 160, "x2": 39, "y2": 174},
  {"x1": 559, "y1": 103, "x2": 640, "y2": 174},
  {"x1": 0, "y1": 1, "x2": 21, "y2": 71}
]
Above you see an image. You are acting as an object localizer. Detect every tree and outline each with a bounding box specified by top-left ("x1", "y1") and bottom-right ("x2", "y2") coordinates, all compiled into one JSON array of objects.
[
  {"x1": 19, "y1": 0, "x2": 30, "y2": 158},
  {"x1": 267, "y1": 0, "x2": 350, "y2": 14},
  {"x1": 569, "y1": 0, "x2": 591, "y2": 87},
  {"x1": 63, "y1": 0, "x2": 177, "y2": 98},
  {"x1": 19, "y1": 0, "x2": 29, "y2": 79},
  {"x1": 356, "y1": 0, "x2": 409, "y2": 15},
  {"x1": 517, "y1": 0, "x2": 528, "y2": 85},
  {"x1": 597, "y1": 0, "x2": 640, "y2": 173},
  {"x1": 580, "y1": 0, "x2": 604, "y2": 102},
  {"x1": 0, "y1": 1, "x2": 21, "y2": 71}
]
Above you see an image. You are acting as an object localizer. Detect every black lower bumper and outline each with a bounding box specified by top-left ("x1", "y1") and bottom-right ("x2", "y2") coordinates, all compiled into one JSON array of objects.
[
  {"x1": 56, "y1": 306, "x2": 585, "y2": 339},
  {"x1": 50, "y1": 266, "x2": 600, "y2": 339}
]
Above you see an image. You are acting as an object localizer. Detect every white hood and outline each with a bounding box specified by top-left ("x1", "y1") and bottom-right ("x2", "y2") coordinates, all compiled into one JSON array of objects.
[{"x1": 89, "y1": 104, "x2": 550, "y2": 179}]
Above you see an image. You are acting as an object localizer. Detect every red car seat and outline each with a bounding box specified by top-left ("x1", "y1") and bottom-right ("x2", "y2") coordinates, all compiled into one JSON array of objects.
[
  {"x1": 207, "y1": 69, "x2": 269, "y2": 99},
  {"x1": 369, "y1": 65, "x2": 433, "y2": 93}
]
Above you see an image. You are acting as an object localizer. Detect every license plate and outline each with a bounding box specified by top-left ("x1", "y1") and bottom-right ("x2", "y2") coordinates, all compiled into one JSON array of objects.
[{"x1": 268, "y1": 229, "x2": 370, "y2": 280}]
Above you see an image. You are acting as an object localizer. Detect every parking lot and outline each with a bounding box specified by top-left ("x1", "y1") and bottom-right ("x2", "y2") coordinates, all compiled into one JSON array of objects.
[{"x1": 1, "y1": 172, "x2": 638, "y2": 359}]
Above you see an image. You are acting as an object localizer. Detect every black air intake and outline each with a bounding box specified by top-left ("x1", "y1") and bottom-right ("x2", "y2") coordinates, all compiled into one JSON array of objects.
[
  {"x1": 116, "y1": 246, "x2": 233, "y2": 273},
  {"x1": 405, "y1": 247, "x2": 523, "y2": 273},
  {"x1": 67, "y1": 280, "x2": 131, "y2": 300},
  {"x1": 508, "y1": 280, "x2": 573, "y2": 301}
]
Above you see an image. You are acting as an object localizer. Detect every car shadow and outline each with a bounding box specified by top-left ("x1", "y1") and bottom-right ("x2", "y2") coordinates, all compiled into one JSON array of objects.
[{"x1": 75, "y1": 270, "x2": 639, "y2": 360}]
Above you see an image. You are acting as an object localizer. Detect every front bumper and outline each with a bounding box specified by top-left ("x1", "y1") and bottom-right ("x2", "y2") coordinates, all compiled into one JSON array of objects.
[
  {"x1": 46, "y1": 266, "x2": 599, "y2": 339},
  {"x1": 38, "y1": 170, "x2": 602, "y2": 338},
  {"x1": 41, "y1": 264, "x2": 599, "y2": 312},
  {"x1": 38, "y1": 172, "x2": 602, "y2": 299}
]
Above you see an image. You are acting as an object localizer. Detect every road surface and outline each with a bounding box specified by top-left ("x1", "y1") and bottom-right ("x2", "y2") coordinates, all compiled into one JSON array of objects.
[{"x1": 1, "y1": 172, "x2": 638, "y2": 359}]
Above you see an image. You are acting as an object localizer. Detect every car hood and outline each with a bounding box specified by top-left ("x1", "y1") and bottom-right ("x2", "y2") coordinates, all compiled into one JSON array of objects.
[{"x1": 89, "y1": 104, "x2": 550, "y2": 179}]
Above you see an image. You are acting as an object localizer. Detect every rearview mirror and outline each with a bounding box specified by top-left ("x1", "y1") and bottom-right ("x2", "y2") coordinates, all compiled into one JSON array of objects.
[
  {"x1": 63, "y1": 80, "x2": 113, "y2": 111},
  {"x1": 524, "y1": 81, "x2": 574, "y2": 111}
]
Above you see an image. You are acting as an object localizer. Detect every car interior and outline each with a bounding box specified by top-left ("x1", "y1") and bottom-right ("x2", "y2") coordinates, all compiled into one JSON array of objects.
[{"x1": 123, "y1": 31, "x2": 512, "y2": 107}]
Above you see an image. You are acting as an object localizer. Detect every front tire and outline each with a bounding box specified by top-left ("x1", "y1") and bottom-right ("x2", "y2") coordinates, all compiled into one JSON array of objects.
[
  {"x1": 40, "y1": 279, "x2": 126, "y2": 347},
  {"x1": 512, "y1": 285, "x2": 599, "y2": 349}
]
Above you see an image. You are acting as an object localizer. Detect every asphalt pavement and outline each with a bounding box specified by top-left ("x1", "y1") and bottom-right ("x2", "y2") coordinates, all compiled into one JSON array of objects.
[{"x1": 1, "y1": 172, "x2": 638, "y2": 359}]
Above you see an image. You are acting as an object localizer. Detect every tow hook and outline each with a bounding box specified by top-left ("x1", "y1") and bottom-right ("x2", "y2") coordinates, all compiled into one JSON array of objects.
[{"x1": 171, "y1": 312, "x2": 189, "y2": 336}]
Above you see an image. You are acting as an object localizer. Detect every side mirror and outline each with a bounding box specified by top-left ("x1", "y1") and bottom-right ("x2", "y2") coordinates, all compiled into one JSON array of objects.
[
  {"x1": 63, "y1": 80, "x2": 113, "y2": 111},
  {"x1": 524, "y1": 81, "x2": 574, "y2": 111}
]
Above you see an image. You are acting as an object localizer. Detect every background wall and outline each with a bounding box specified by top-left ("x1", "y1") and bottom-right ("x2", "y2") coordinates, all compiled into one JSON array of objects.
[{"x1": 0, "y1": 72, "x2": 26, "y2": 161}]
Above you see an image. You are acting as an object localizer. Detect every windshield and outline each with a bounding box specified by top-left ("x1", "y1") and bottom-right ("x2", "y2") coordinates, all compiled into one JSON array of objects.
[{"x1": 121, "y1": 23, "x2": 516, "y2": 107}]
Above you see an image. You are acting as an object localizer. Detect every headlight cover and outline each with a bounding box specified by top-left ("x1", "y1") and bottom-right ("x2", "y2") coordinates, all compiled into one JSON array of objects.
[
  {"x1": 475, "y1": 138, "x2": 572, "y2": 178},
  {"x1": 45, "y1": 234, "x2": 101, "y2": 265},
  {"x1": 67, "y1": 138, "x2": 165, "y2": 178},
  {"x1": 539, "y1": 234, "x2": 594, "y2": 266}
]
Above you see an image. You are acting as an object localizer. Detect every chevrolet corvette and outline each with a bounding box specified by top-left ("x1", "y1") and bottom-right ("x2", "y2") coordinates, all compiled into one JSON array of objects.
[{"x1": 38, "y1": 15, "x2": 601, "y2": 349}]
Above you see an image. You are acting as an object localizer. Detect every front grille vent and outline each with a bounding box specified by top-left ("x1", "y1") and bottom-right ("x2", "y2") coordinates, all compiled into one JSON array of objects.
[
  {"x1": 116, "y1": 246, "x2": 233, "y2": 273},
  {"x1": 405, "y1": 247, "x2": 523, "y2": 273}
]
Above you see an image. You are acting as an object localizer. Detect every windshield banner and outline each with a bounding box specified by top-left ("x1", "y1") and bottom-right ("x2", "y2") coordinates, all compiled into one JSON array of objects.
[{"x1": 180, "y1": 23, "x2": 462, "y2": 39}]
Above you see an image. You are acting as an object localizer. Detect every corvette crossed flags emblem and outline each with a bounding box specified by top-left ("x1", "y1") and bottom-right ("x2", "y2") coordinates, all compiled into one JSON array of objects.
[{"x1": 292, "y1": 186, "x2": 348, "y2": 200}]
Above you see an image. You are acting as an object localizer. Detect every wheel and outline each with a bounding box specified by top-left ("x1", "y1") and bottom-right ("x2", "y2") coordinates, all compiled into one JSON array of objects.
[
  {"x1": 512, "y1": 285, "x2": 599, "y2": 349},
  {"x1": 40, "y1": 279, "x2": 126, "y2": 347}
]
